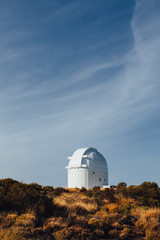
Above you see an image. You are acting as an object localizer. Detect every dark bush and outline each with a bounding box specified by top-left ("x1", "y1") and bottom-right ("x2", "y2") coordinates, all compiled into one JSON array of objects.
[
  {"x1": 80, "y1": 187, "x2": 87, "y2": 192},
  {"x1": 120, "y1": 181, "x2": 160, "y2": 207},
  {"x1": 52, "y1": 187, "x2": 69, "y2": 197},
  {"x1": 117, "y1": 182, "x2": 127, "y2": 189},
  {"x1": 0, "y1": 178, "x2": 54, "y2": 218}
]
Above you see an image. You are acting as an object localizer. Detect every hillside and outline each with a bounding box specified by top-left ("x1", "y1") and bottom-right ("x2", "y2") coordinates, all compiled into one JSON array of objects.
[{"x1": 0, "y1": 179, "x2": 160, "y2": 239}]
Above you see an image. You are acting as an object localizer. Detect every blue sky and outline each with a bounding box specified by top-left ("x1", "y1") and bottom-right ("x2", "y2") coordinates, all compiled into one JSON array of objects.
[{"x1": 0, "y1": 0, "x2": 160, "y2": 187}]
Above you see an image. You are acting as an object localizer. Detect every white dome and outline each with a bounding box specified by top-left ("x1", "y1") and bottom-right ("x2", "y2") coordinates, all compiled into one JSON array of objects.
[{"x1": 67, "y1": 147, "x2": 108, "y2": 171}]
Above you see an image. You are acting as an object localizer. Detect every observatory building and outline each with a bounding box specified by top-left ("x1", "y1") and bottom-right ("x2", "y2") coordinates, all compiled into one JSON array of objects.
[{"x1": 66, "y1": 147, "x2": 108, "y2": 189}]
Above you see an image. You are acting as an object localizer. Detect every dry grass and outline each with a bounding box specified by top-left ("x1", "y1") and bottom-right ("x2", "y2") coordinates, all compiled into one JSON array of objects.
[
  {"x1": 107, "y1": 203, "x2": 119, "y2": 212},
  {"x1": 88, "y1": 217, "x2": 103, "y2": 228},
  {"x1": 132, "y1": 207, "x2": 160, "y2": 219},
  {"x1": 0, "y1": 226, "x2": 27, "y2": 240},
  {"x1": 66, "y1": 188, "x2": 78, "y2": 192},
  {"x1": 95, "y1": 210, "x2": 118, "y2": 225},
  {"x1": 119, "y1": 227, "x2": 131, "y2": 239},
  {"x1": 43, "y1": 217, "x2": 67, "y2": 231},
  {"x1": 1, "y1": 185, "x2": 160, "y2": 240},
  {"x1": 95, "y1": 210, "x2": 108, "y2": 218},
  {"x1": 101, "y1": 197, "x2": 133, "y2": 213},
  {"x1": 0, "y1": 213, "x2": 18, "y2": 228},
  {"x1": 6, "y1": 213, "x2": 17, "y2": 221},
  {"x1": 77, "y1": 201, "x2": 97, "y2": 212},
  {"x1": 3, "y1": 213, "x2": 18, "y2": 226},
  {"x1": 53, "y1": 226, "x2": 96, "y2": 240},
  {"x1": 112, "y1": 221, "x2": 121, "y2": 228},
  {"x1": 132, "y1": 207, "x2": 160, "y2": 228},
  {"x1": 54, "y1": 192, "x2": 97, "y2": 213},
  {"x1": 119, "y1": 197, "x2": 134, "y2": 205},
  {"x1": 15, "y1": 211, "x2": 36, "y2": 227},
  {"x1": 131, "y1": 207, "x2": 160, "y2": 239}
]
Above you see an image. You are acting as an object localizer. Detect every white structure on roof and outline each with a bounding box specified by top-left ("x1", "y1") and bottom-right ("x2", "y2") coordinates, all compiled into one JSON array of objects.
[{"x1": 66, "y1": 147, "x2": 108, "y2": 189}]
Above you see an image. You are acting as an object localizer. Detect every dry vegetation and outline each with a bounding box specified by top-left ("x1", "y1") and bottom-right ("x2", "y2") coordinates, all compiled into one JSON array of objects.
[
  {"x1": 54, "y1": 192, "x2": 98, "y2": 214},
  {"x1": 0, "y1": 179, "x2": 160, "y2": 239}
]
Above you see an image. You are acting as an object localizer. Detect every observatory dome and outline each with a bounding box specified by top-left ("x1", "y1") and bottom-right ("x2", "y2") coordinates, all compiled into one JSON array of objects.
[
  {"x1": 67, "y1": 147, "x2": 108, "y2": 189},
  {"x1": 68, "y1": 147, "x2": 108, "y2": 171}
]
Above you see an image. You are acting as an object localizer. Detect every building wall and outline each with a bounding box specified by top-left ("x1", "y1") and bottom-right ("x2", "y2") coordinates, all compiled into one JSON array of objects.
[
  {"x1": 68, "y1": 168, "x2": 108, "y2": 189},
  {"x1": 88, "y1": 169, "x2": 108, "y2": 188},
  {"x1": 68, "y1": 168, "x2": 88, "y2": 188}
]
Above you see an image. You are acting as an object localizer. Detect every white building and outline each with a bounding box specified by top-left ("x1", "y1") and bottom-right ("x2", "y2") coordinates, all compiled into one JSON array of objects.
[{"x1": 66, "y1": 147, "x2": 108, "y2": 189}]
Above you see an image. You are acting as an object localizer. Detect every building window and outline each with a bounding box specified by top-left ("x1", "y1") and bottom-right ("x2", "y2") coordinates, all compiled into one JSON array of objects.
[
  {"x1": 99, "y1": 178, "x2": 101, "y2": 181},
  {"x1": 93, "y1": 172, "x2": 95, "y2": 174},
  {"x1": 104, "y1": 179, "x2": 106, "y2": 182}
]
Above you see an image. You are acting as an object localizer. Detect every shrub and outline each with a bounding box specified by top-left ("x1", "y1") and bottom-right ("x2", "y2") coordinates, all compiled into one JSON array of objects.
[
  {"x1": 4, "y1": 213, "x2": 18, "y2": 226},
  {"x1": 117, "y1": 203, "x2": 132, "y2": 215},
  {"x1": 43, "y1": 217, "x2": 66, "y2": 231},
  {"x1": 119, "y1": 227, "x2": 131, "y2": 239},
  {"x1": 108, "y1": 228, "x2": 118, "y2": 237},
  {"x1": 0, "y1": 227, "x2": 27, "y2": 240},
  {"x1": 103, "y1": 188, "x2": 117, "y2": 202},
  {"x1": 145, "y1": 228, "x2": 160, "y2": 240},
  {"x1": 80, "y1": 187, "x2": 87, "y2": 192},
  {"x1": 132, "y1": 207, "x2": 160, "y2": 239},
  {"x1": 0, "y1": 178, "x2": 54, "y2": 218},
  {"x1": 1, "y1": 179, "x2": 160, "y2": 239},
  {"x1": 52, "y1": 187, "x2": 69, "y2": 197},
  {"x1": 6, "y1": 213, "x2": 17, "y2": 221},
  {"x1": 53, "y1": 226, "x2": 98, "y2": 240},
  {"x1": 117, "y1": 182, "x2": 127, "y2": 189},
  {"x1": 107, "y1": 203, "x2": 118, "y2": 212},
  {"x1": 88, "y1": 217, "x2": 102, "y2": 228},
  {"x1": 15, "y1": 212, "x2": 36, "y2": 227},
  {"x1": 120, "y1": 182, "x2": 160, "y2": 207},
  {"x1": 53, "y1": 192, "x2": 97, "y2": 216}
]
